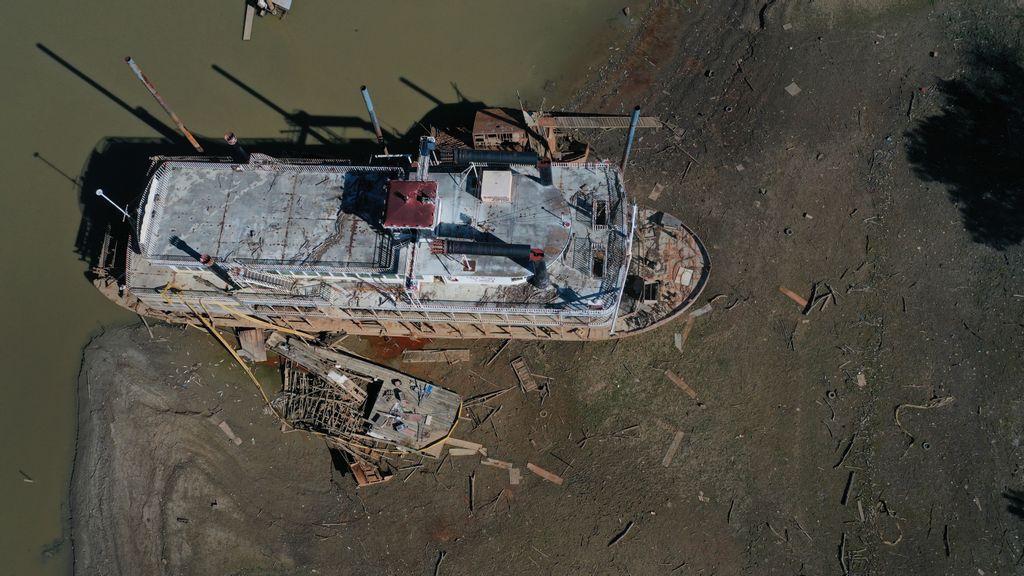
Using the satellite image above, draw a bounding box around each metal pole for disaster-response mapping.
[95,189,131,221]
[360,85,387,153]
[125,56,204,153]
[620,105,641,174]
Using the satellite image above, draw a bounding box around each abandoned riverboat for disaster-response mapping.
[92,106,710,341]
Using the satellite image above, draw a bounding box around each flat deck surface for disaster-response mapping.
[366,378,461,450]
[141,163,400,269]
[132,160,632,315]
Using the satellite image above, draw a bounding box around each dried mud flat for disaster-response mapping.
[73,1,1024,574]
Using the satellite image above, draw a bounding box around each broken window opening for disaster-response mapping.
[592,249,606,278]
[594,200,608,227]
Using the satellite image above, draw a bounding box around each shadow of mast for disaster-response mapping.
[36,43,187,147]
[211,64,383,146]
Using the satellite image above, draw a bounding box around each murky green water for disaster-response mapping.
[0,1,635,573]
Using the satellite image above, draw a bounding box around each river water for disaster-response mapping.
[0,1,637,573]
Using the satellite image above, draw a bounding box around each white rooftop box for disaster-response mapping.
[480,170,513,202]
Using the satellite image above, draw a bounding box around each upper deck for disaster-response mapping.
[130,154,634,322]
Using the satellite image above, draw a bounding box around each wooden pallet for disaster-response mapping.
[510,357,539,392]
[349,457,392,487]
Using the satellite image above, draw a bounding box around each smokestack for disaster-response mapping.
[223,132,250,163]
[360,85,388,153]
[620,105,641,175]
[528,249,549,288]
[537,157,553,186]
[416,136,437,180]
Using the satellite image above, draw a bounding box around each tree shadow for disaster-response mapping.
[905,49,1024,250]
[1004,488,1024,519]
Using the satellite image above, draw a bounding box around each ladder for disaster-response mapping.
[228,261,294,291]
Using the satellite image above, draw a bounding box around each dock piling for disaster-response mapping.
[125,56,204,153]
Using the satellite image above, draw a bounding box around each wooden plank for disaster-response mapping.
[445,437,484,451]
[649,183,665,201]
[481,458,514,470]
[538,115,663,129]
[665,370,698,399]
[484,340,511,366]
[403,349,471,363]
[217,421,243,446]
[237,328,267,362]
[509,467,522,485]
[778,286,809,308]
[420,441,445,459]
[448,448,480,457]
[676,316,696,352]
[526,462,564,485]
[242,3,255,41]
[662,431,685,467]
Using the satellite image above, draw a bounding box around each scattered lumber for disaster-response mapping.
[403,349,471,363]
[526,462,564,485]
[445,438,484,451]
[481,458,513,470]
[778,286,809,308]
[420,440,445,459]
[464,385,516,408]
[511,357,539,392]
[676,316,696,352]
[485,340,511,366]
[242,4,255,41]
[217,420,243,446]
[649,182,664,200]
[689,303,713,318]
[662,431,685,467]
[349,457,392,487]
[237,328,267,362]
[665,370,698,399]
[448,448,480,457]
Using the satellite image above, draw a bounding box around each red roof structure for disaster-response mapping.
[383,180,438,229]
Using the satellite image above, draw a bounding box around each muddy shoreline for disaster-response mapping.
[71,1,1024,574]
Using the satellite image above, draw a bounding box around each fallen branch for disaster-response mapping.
[608,521,635,546]
[894,396,955,445]
[464,385,516,408]
[434,551,447,576]
[839,532,848,574]
[834,433,857,469]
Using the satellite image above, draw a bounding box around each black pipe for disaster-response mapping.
[444,240,532,261]
[537,157,553,186]
[223,132,250,163]
[453,148,539,165]
[529,258,550,289]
